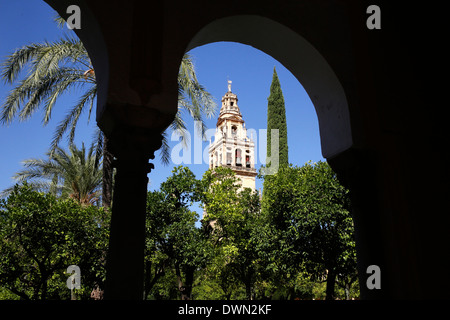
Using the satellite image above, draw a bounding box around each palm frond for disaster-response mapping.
[169,109,189,145]
[177,54,217,141]
[1,43,44,84]
[50,85,97,154]
[13,159,61,182]
[159,131,171,166]
[1,38,93,126]
[66,86,97,143]
[6,142,103,205]
[178,54,216,118]
[92,127,104,169]
[31,38,90,80]
[1,38,90,84]
[1,66,91,125]
[53,14,67,29]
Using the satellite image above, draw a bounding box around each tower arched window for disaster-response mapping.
[231,125,237,137]
[226,152,232,165]
[236,149,242,166]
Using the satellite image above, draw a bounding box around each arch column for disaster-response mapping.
[328,149,387,299]
[103,127,163,300]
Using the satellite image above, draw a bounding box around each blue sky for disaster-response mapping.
[0,1,324,215]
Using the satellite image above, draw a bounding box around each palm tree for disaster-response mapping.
[0,17,216,207]
[0,142,102,206]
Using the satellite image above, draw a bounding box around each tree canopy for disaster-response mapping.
[200,167,261,299]
[261,161,357,300]
[0,163,359,300]
[144,166,208,300]
[0,183,109,299]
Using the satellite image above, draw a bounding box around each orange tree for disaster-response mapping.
[260,161,357,300]
[0,183,109,299]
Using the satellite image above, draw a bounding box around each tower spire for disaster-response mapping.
[227,79,232,92]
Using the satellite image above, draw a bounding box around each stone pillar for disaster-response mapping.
[104,129,162,300]
[328,149,383,299]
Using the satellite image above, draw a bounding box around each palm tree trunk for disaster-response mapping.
[102,136,114,208]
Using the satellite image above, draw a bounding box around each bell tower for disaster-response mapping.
[208,80,257,190]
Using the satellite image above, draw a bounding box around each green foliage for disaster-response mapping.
[0,163,358,300]
[0,183,109,299]
[200,167,261,299]
[201,167,241,227]
[261,161,357,300]
[1,142,102,205]
[266,67,288,167]
[146,268,179,300]
[144,166,209,300]
[0,286,20,300]
[192,274,227,300]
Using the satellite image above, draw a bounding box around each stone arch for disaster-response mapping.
[185,15,352,159]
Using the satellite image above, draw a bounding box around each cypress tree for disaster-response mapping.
[266,67,289,168]
[262,67,288,214]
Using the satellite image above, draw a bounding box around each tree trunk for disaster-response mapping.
[143,260,165,299]
[175,263,189,300]
[183,266,195,300]
[102,136,114,208]
[345,283,350,300]
[326,269,336,300]
[245,282,252,300]
[143,260,152,300]
[40,273,48,300]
